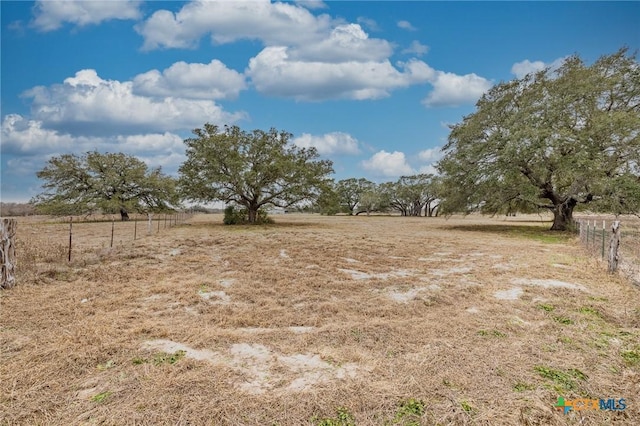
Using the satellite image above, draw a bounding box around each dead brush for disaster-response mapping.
[15,233,68,280]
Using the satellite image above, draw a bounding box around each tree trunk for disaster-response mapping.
[247,207,258,224]
[1,219,17,289]
[550,201,576,231]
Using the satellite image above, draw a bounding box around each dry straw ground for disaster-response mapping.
[1,213,639,425]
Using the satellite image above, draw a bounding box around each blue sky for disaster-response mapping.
[1,1,639,202]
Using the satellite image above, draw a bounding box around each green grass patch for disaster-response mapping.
[537,304,555,312]
[91,391,111,403]
[460,400,475,414]
[620,348,640,366]
[534,366,587,391]
[477,329,507,338]
[446,224,574,243]
[386,398,425,425]
[553,316,574,325]
[578,306,602,318]
[514,382,535,392]
[133,350,186,366]
[313,407,355,426]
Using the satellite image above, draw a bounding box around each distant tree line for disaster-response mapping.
[313,175,442,217]
[0,203,36,217]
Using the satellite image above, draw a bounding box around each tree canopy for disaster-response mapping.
[178,124,334,223]
[32,151,179,216]
[380,174,441,217]
[438,48,640,230]
[335,178,375,214]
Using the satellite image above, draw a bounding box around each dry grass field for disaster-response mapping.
[1,213,639,425]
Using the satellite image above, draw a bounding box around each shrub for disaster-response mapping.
[223,206,273,225]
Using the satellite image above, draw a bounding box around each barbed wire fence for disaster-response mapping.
[575,216,640,285]
[13,212,195,282]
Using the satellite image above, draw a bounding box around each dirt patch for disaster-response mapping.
[511,277,587,291]
[142,339,357,395]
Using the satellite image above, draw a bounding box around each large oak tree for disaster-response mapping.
[179,124,334,223]
[438,49,640,230]
[32,151,178,217]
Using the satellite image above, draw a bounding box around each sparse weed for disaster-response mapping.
[314,407,355,426]
[460,400,475,414]
[513,382,535,392]
[620,347,640,365]
[537,304,555,312]
[477,329,507,338]
[133,351,186,366]
[153,350,186,365]
[534,366,587,391]
[91,391,111,403]
[553,316,574,325]
[387,398,425,425]
[578,306,602,318]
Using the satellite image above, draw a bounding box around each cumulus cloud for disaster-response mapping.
[247,49,433,101]
[417,147,443,176]
[292,132,361,155]
[402,40,429,56]
[31,0,142,32]
[134,1,490,106]
[135,0,332,50]
[288,24,392,63]
[511,59,546,79]
[361,150,414,177]
[418,147,443,163]
[422,71,492,107]
[397,20,417,31]
[2,114,185,156]
[132,60,246,100]
[356,17,380,32]
[295,0,328,9]
[511,56,568,79]
[22,69,245,136]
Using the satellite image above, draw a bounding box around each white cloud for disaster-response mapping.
[31,0,142,32]
[511,56,568,79]
[1,115,187,176]
[422,71,492,107]
[134,1,490,106]
[2,114,184,157]
[247,48,432,101]
[511,59,546,79]
[418,164,439,175]
[402,40,429,56]
[356,17,380,32]
[361,150,414,177]
[132,60,246,100]
[1,114,87,153]
[293,132,361,155]
[397,20,417,31]
[295,0,328,9]
[23,69,245,136]
[417,147,443,176]
[418,147,443,163]
[288,24,392,63]
[135,0,333,50]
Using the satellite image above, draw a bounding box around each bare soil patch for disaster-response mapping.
[1,213,639,425]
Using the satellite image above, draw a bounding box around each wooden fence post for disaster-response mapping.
[1,218,17,289]
[608,221,621,274]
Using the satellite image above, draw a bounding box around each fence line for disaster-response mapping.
[18,212,194,266]
[575,217,640,285]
